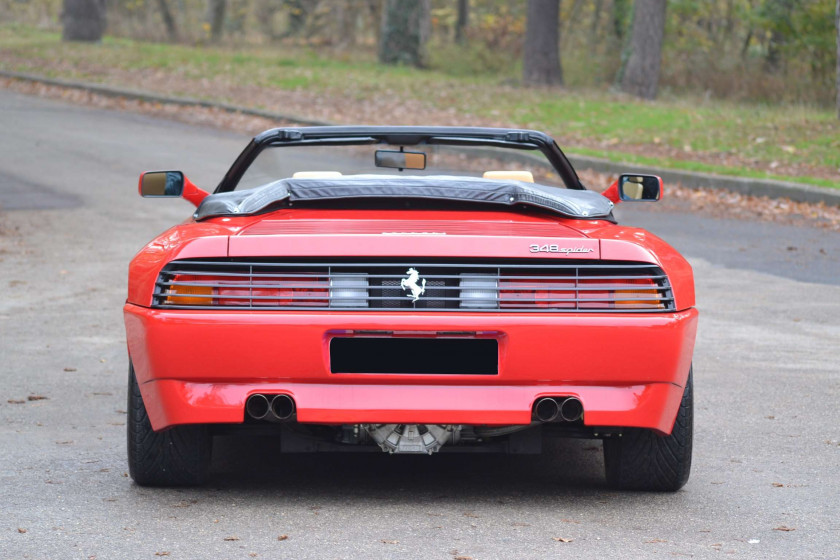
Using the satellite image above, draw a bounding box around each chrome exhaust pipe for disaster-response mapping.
[245,394,271,420]
[270,394,295,422]
[559,397,584,422]
[534,397,560,423]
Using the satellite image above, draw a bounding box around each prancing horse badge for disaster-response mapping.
[400,268,426,302]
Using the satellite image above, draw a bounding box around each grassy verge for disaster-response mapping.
[570,148,840,190]
[1,25,837,190]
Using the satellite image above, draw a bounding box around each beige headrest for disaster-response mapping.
[483,171,534,183]
[623,181,644,200]
[292,171,343,179]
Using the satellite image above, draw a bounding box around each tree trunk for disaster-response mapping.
[619,0,666,100]
[335,0,358,49]
[206,0,225,42]
[455,0,469,44]
[522,0,563,87]
[378,0,431,68]
[61,0,105,42]
[561,0,584,49]
[612,0,630,41]
[157,0,178,42]
[589,0,603,49]
[763,0,793,73]
[836,0,839,118]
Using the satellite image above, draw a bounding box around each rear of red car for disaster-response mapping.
[125,127,697,490]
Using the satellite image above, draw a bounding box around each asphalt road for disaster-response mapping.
[1,89,838,560]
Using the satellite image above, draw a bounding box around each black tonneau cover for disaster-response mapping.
[195,175,614,221]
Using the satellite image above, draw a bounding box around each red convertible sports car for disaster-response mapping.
[125,126,697,490]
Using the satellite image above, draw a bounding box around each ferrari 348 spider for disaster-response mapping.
[125,126,697,490]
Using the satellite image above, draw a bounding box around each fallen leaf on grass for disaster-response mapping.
[277,535,288,541]
[380,540,399,544]
[223,536,240,541]
[774,526,795,532]
[28,395,48,401]
[552,537,573,543]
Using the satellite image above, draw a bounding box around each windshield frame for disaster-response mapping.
[213,126,585,193]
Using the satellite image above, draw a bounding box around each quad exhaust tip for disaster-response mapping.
[559,397,583,422]
[245,393,271,420]
[534,397,560,422]
[270,394,295,421]
[246,393,296,422]
[533,397,583,423]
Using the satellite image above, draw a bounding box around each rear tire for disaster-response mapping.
[127,362,211,486]
[603,367,693,491]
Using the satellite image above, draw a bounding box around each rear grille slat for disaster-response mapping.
[152,259,675,312]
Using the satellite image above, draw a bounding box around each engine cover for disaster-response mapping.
[362,424,461,454]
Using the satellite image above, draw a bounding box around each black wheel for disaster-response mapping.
[127,362,211,486]
[604,367,693,491]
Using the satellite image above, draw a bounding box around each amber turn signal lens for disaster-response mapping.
[165,275,214,306]
[614,287,663,309]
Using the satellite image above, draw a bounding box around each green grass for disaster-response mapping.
[1,25,837,190]
[569,147,840,189]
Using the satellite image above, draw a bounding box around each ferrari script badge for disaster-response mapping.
[400,268,426,302]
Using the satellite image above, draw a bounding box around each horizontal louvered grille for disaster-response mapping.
[153,259,674,312]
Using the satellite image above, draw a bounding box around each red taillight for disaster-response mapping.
[500,277,576,309]
[499,275,663,310]
[165,274,329,307]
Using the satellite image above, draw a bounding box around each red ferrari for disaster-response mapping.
[125,127,697,490]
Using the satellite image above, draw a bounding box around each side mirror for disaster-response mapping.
[138,170,210,208]
[618,174,662,202]
[139,171,184,197]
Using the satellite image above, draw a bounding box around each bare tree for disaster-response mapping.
[206,0,226,42]
[619,0,667,100]
[522,0,563,86]
[62,0,105,42]
[378,0,431,67]
[455,0,469,44]
[836,0,839,118]
[612,0,630,41]
[334,0,358,49]
[157,0,178,42]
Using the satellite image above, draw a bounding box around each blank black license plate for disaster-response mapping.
[330,338,498,375]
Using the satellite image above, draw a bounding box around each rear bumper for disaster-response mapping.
[125,305,698,434]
